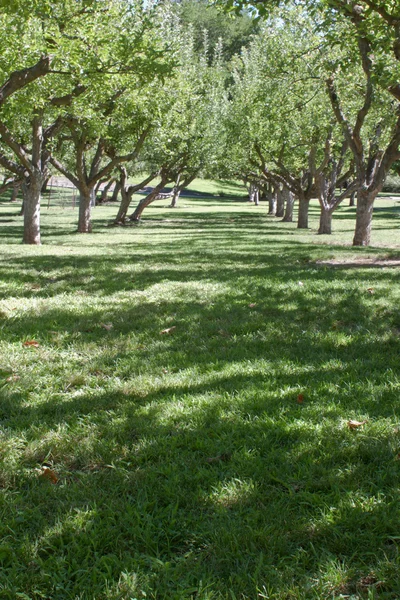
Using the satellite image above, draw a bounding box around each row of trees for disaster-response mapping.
[0,0,399,246]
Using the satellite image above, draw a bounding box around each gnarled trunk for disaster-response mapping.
[353,189,378,246]
[78,188,95,233]
[22,172,43,244]
[297,196,309,229]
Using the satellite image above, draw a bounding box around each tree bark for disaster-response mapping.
[111,181,121,202]
[268,187,277,215]
[170,189,181,208]
[297,195,309,229]
[282,187,294,222]
[349,191,356,207]
[129,178,169,222]
[318,206,333,234]
[11,181,21,202]
[22,172,43,244]
[41,176,50,193]
[353,189,378,246]
[78,188,95,233]
[276,186,284,217]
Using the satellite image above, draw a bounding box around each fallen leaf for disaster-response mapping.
[39,466,58,484]
[101,323,113,331]
[367,287,375,294]
[162,368,169,374]
[248,303,257,308]
[160,326,176,335]
[23,340,39,348]
[395,453,400,461]
[30,284,41,291]
[297,394,304,404]
[298,281,304,286]
[347,419,368,430]
[6,374,20,383]
[206,453,231,464]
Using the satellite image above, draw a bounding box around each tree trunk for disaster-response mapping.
[22,173,43,244]
[297,196,309,229]
[78,188,95,233]
[130,180,168,222]
[98,178,115,204]
[318,206,333,234]
[111,181,121,202]
[11,182,21,202]
[114,186,132,223]
[268,187,277,215]
[353,189,378,246]
[282,188,294,222]
[349,191,356,207]
[41,176,50,194]
[170,189,181,208]
[254,187,260,205]
[276,186,284,217]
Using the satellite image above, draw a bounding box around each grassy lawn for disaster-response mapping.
[1,187,400,599]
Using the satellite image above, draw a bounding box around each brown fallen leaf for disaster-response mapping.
[160,326,176,335]
[347,419,368,430]
[248,303,257,308]
[367,287,375,294]
[297,394,304,404]
[206,453,231,464]
[101,323,113,331]
[39,466,58,484]
[23,340,39,348]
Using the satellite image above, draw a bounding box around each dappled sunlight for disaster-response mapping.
[1,197,400,597]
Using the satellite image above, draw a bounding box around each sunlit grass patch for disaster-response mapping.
[1,191,400,598]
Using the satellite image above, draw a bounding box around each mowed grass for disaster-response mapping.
[0,187,400,599]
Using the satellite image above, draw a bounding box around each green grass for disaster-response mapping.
[1,188,400,599]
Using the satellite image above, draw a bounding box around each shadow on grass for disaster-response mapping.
[1,203,400,598]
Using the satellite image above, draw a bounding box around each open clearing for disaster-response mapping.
[0,191,400,599]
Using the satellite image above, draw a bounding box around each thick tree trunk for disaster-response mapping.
[22,173,42,244]
[318,206,333,234]
[268,187,277,215]
[349,191,356,207]
[297,196,309,229]
[78,188,95,233]
[276,187,284,217]
[282,188,294,222]
[353,189,378,246]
